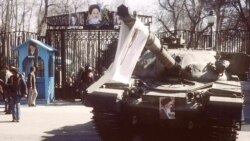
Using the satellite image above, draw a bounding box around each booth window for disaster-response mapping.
[22,57,30,77]
[22,56,44,77]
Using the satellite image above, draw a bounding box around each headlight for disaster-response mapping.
[124,87,144,99]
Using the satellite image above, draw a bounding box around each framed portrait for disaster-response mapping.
[86,4,102,25]
[159,97,175,119]
[84,4,114,29]
[69,13,80,26]
[28,43,38,57]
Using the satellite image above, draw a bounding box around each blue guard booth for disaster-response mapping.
[13,39,57,103]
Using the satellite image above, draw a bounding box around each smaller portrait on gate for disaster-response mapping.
[159,97,175,119]
[28,43,38,57]
[101,5,112,26]
[113,13,121,29]
[69,13,80,26]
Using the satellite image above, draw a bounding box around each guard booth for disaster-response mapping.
[13,39,57,103]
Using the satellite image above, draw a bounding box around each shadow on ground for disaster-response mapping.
[19,99,85,107]
[42,121,101,141]
[44,100,85,107]
[242,118,250,131]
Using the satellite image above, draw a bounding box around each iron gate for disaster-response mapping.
[46,29,119,89]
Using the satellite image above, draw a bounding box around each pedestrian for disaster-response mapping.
[0,79,5,101]
[27,66,38,107]
[74,67,84,100]
[82,65,95,88]
[66,72,75,101]
[0,65,13,114]
[8,66,27,122]
[80,65,95,102]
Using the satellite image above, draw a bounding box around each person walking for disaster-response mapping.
[27,66,38,107]
[8,66,27,122]
[0,65,13,114]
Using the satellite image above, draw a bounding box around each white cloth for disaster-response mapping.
[87,18,149,93]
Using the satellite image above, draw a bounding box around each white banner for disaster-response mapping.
[87,18,149,93]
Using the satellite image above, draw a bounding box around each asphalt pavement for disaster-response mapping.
[0,99,101,141]
[0,81,250,141]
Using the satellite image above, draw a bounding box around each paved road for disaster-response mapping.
[0,100,101,141]
[0,88,250,141]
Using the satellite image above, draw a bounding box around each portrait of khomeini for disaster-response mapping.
[28,43,38,57]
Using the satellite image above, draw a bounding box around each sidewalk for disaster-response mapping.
[0,100,101,141]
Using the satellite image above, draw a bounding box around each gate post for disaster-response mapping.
[61,30,67,99]
[247,33,250,55]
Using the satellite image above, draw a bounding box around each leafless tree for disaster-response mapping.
[157,0,185,37]
[232,0,250,31]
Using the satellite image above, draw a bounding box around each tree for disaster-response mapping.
[157,0,185,37]
[233,0,250,31]
[37,0,48,35]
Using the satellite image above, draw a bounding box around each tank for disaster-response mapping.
[85,31,243,141]
[84,8,244,140]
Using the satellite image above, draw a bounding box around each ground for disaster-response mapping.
[0,90,250,141]
[0,100,101,141]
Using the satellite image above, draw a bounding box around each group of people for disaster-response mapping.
[0,65,38,122]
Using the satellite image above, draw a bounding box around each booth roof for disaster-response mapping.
[12,38,57,52]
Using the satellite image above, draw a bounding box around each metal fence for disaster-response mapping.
[46,29,119,88]
[159,30,250,54]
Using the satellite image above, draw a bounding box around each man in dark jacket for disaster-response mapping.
[0,66,13,114]
[8,66,27,122]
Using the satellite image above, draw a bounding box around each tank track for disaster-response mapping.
[207,119,238,141]
[92,109,239,141]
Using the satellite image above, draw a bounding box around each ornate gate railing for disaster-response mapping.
[46,29,119,88]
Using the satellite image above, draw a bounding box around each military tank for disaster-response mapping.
[85,37,243,141]
[85,5,244,141]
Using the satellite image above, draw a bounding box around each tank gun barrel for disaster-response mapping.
[145,33,175,69]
